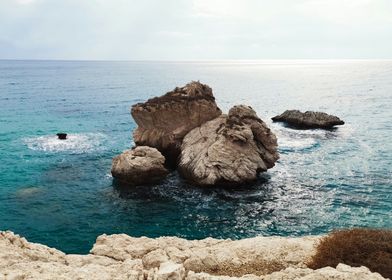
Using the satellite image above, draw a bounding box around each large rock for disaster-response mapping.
[111,146,169,186]
[91,234,318,277]
[271,110,344,129]
[131,81,222,166]
[178,105,279,186]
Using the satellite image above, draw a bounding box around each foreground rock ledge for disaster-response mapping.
[0,231,386,280]
[272,110,345,129]
[111,146,169,185]
[179,105,279,186]
[131,81,222,166]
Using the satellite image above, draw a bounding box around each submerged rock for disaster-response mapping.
[178,105,279,186]
[111,146,169,186]
[15,186,43,198]
[272,110,344,129]
[131,81,222,166]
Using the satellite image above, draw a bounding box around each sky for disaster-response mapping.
[0,0,391,60]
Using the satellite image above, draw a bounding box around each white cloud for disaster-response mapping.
[15,0,37,5]
[298,0,392,25]
[191,0,290,21]
[0,0,391,59]
[193,0,249,18]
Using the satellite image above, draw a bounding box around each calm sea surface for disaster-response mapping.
[0,60,391,253]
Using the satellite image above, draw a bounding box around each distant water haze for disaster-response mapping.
[0,59,391,253]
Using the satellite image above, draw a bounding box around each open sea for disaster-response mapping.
[0,60,391,254]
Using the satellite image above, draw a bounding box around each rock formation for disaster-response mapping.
[271,110,344,129]
[131,81,222,166]
[0,231,386,280]
[111,146,169,186]
[57,133,67,140]
[178,105,279,186]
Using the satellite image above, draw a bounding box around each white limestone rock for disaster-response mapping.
[0,231,387,280]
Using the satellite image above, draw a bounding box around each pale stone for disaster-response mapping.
[179,105,279,186]
[111,146,169,186]
[131,81,222,166]
[157,261,186,280]
[262,264,385,280]
[0,231,387,280]
[143,249,170,269]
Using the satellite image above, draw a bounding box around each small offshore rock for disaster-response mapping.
[57,133,67,140]
[131,81,222,166]
[271,110,344,129]
[179,105,279,186]
[111,146,169,186]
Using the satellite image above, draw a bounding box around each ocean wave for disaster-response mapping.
[23,133,107,154]
[273,124,353,152]
[278,137,318,151]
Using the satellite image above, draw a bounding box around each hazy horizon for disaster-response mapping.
[10,58,392,62]
[1,0,392,60]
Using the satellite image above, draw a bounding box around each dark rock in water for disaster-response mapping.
[56,133,67,140]
[272,110,344,129]
[111,146,169,186]
[131,81,222,167]
[178,105,279,187]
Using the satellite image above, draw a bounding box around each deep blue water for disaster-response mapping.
[0,60,391,254]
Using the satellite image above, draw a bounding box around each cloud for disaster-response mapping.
[192,0,250,18]
[298,0,392,25]
[0,0,391,59]
[15,0,37,5]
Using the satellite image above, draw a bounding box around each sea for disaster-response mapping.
[0,60,391,254]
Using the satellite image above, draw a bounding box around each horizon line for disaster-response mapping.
[1,58,392,64]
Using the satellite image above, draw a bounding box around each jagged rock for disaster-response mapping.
[111,146,169,186]
[143,249,170,269]
[261,264,385,280]
[178,105,279,186]
[90,234,318,276]
[187,264,386,280]
[0,231,144,280]
[131,81,222,166]
[157,261,186,280]
[271,110,344,129]
[0,231,387,280]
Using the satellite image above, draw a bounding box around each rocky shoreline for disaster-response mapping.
[4,82,377,279]
[0,231,386,280]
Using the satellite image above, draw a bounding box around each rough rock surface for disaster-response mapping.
[271,110,344,129]
[131,81,222,166]
[188,264,386,280]
[179,105,279,186]
[111,146,169,185]
[261,264,386,280]
[91,234,317,276]
[0,231,386,280]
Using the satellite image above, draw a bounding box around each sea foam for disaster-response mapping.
[23,133,106,154]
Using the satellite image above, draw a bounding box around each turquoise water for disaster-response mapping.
[0,60,391,254]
